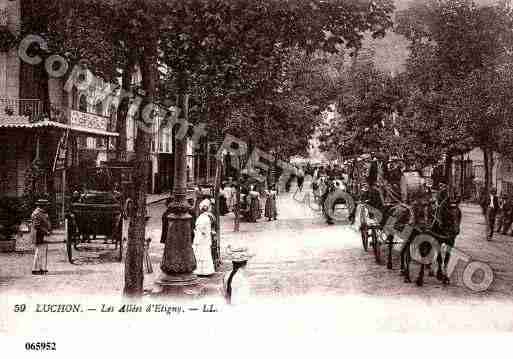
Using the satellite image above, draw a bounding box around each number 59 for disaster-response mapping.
[14,304,26,312]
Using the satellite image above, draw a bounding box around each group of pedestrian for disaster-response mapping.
[480,188,513,240]
[28,193,253,304]
[188,195,255,305]
[219,179,236,214]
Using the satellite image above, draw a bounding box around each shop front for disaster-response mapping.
[60,109,118,221]
[1,107,118,223]
[0,117,70,225]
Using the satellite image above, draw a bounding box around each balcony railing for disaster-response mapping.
[0,99,118,133]
[0,98,43,121]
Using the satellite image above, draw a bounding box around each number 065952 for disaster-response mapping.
[25,342,56,351]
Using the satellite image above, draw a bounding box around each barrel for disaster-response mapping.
[400,171,426,202]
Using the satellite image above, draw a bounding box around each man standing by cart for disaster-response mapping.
[31,198,52,275]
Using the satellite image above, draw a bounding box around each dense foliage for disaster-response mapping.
[319,0,513,183]
[22,0,395,295]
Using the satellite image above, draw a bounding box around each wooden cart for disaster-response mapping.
[65,191,123,264]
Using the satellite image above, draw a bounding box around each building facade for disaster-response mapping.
[451,148,512,201]
[0,0,118,224]
[0,0,215,228]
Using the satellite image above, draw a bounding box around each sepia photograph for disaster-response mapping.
[1,0,513,356]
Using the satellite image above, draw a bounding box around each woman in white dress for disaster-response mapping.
[264,184,278,221]
[224,182,235,211]
[193,199,215,276]
[223,247,253,305]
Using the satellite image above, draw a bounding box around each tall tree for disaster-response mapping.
[29,0,395,290]
[158,0,394,231]
[25,0,166,296]
[395,0,513,188]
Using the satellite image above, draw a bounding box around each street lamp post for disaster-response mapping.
[157,93,197,294]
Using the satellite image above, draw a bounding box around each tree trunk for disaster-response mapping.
[116,60,133,161]
[235,161,241,232]
[123,42,156,297]
[490,150,495,191]
[483,146,491,193]
[213,156,222,269]
[444,151,453,198]
[460,153,464,200]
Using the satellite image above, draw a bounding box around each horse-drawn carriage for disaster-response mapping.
[65,165,128,264]
[353,155,462,286]
[310,164,354,225]
[65,190,123,264]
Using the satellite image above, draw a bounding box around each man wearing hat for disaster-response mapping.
[223,246,253,305]
[481,187,500,240]
[437,180,449,203]
[31,198,52,275]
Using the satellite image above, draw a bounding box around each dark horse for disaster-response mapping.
[400,199,462,286]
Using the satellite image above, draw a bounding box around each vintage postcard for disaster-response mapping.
[1,0,513,356]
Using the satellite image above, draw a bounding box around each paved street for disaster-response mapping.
[2,180,513,331]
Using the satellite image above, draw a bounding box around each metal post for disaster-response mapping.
[157,92,197,293]
[206,142,211,183]
[234,155,241,232]
[62,168,66,225]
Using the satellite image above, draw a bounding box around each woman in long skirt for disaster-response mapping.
[193,199,215,276]
[219,183,229,215]
[264,185,278,221]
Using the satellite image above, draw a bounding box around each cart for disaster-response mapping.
[353,156,411,265]
[355,154,462,286]
[65,181,124,264]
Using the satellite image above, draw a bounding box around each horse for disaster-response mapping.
[401,199,462,286]
[428,200,462,283]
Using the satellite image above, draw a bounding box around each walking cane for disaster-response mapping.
[44,237,48,272]
[144,238,153,274]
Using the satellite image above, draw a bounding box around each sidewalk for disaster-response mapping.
[13,193,170,252]
[146,193,169,205]
[2,198,512,297]
[452,203,513,295]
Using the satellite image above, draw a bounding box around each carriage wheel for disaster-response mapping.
[403,245,412,283]
[360,225,368,252]
[372,228,382,265]
[65,218,74,264]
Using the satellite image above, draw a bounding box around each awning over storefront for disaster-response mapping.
[68,124,119,137]
[0,117,119,136]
